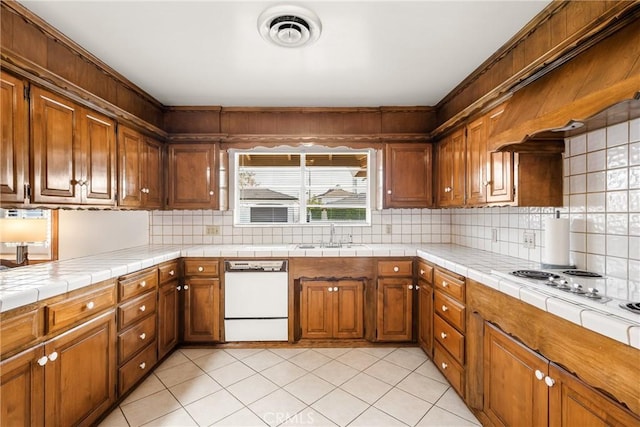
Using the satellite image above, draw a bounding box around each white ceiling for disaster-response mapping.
[18,1,550,107]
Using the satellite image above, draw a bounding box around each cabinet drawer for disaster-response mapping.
[434,291,465,332]
[434,314,465,364]
[118,292,156,329]
[0,308,42,356]
[416,261,433,284]
[118,314,157,364]
[46,285,116,334]
[158,261,179,284]
[434,268,465,302]
[434,342,465,398]
[378,260,413,277]
[118,341,157,395]
[184,259,219,276]
[119,268,158,302]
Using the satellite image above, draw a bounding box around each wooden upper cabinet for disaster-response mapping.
[0,72,28,205]
[117,125,163,208]
[485,105,514,204]
[384,143,433,208]
[167,143,218,209]
[437,128,465,207]
[30,86,116,206]
[466,116,487,205]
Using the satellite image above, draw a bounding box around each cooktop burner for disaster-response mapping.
[619,302,640,314]
[562,269,603,278]
[511,270,561,280]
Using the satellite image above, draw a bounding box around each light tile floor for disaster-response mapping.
[99,346,481,427]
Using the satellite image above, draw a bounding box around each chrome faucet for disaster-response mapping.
[329,223,336,245]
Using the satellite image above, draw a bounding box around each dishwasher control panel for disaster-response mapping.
[224,260,288,272]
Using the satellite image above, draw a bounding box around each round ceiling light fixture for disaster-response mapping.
[258,5,322,48]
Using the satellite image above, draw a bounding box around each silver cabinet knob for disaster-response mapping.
[139,362,146,370]
[440,332,447,339]
[86,301,95,310]
[139,333,146,340]
[441,305,448,312]
[544,376,555,387]
[48,351,58,362]
[37,356,48,366]
[535,370,545,380]
[139,305,146,312]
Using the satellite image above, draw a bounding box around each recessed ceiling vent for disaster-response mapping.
[258,5,322,48]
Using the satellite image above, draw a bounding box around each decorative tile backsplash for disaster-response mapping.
[149,118,638,296]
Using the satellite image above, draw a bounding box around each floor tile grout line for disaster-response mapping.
[430,390,482,426]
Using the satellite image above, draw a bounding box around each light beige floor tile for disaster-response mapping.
[283,373,335,405]
[358,347,398,359]
[208,360,256,387]
[140,408,198,426]
[168,373,222,406]
[396,372,449,404]
[311,388,368,426]
[384,349,428,370]
[373,388,432,426]
[267,348,310,359]
[191,349,237,372]
[416,406,479,426]
[248,389,307,427]
[184,389,244,426]
[120,390,182,427]
[121,374,166,405]
[180,347,218,361]
[280,408,338,427]
[435,388,480,424]
[98,407,129,427]
[313,347,352,358]
[397,346,428,359]
[154,360,204,388]
[349,407,408,427]
[242,350,285,371]
[261,360,307,386]
[414,360,448,384]
[153,351,191,372]
[211,407,268,426]
[289,349,332,371]
[364,360,411,385]
[312,360,358,386]
[335,349,379,371]
[340,372,393,404]
[227,373,279,405]
[224,348,264,359]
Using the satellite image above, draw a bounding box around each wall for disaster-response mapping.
[58,210,149,260]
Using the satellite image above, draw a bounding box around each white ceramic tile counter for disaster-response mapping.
[1,243,638,349]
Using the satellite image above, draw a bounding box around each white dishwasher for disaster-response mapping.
[224,260,288,341]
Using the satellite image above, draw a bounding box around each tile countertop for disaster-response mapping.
[0,243,637,349]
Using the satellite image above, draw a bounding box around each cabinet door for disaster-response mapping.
[300,280,332,339]
[484,323,548,427]
[333,280,364,339]
[466,116,487,205]
[80,111,116,204]
[44,310,116,427]
[117,126,144,207]
[143,137,164,209]
[548,364,640,427]
[31,87,81,204]
[0,345,45,427]
[384,143,433,208]
[376,278,413,341]
[183,278,220,342]
[167,143,218,209]
[158,281,180,359]
[0,72,28,205]
[437,128,465,207]
[486,151,514,203]
[417,281,433,356]
[437,135,453,206]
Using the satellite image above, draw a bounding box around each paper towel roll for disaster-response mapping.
[542,217,570,267]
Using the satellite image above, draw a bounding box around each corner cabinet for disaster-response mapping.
[0,71,28,205]
[384,143,433,208]
[117,125,163,209]
[167,143,218,209]
[300,279,364,340]
[376,260,414,341]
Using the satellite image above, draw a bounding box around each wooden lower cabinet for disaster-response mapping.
[376,277,413,341]
[158,280,180,359]
[417,280,433,355]
[183,277,220,342]
[0,345,45,426]
[483,323,640,427]
[300,279,364,339]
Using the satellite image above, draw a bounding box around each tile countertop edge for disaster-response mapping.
[0,243,638,349]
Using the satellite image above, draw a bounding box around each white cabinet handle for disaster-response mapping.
[327,287,333,292]
[544,376,555,387]
[139,305,146,312]
[139,362,146,370]
[420,269,425,275]
[48,352,58,362]
[184,285,189,290]
[198,266,204,272]
[177,286,182,291]
[37,356,48,366]
[440,332,447,339]
[441,305,448,312]
[441,281,449,288]
[441,362,448,370]
[387,190,392,195]
[408,285,414,290]
[139,280,146,288]
[393,266,399,272]
[139,333,146,340]
[535,370,545,380]
[86,301,95,310]
[209,191,214,195]
[416,285,420,290]
[169,270,175,276]
[333,287,338,292]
